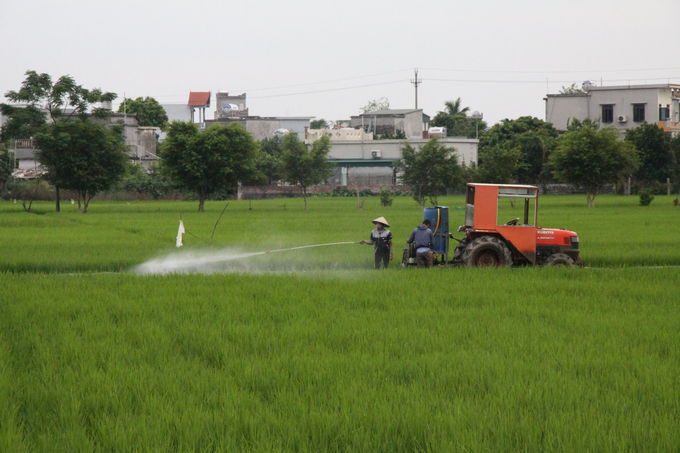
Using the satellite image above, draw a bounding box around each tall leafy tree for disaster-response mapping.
[256,136,284,185]
[624,122,674,184]
[160,122,259,212]
[280,134,333,210]
[475,146,524,184]
[117,96,169,129]
[551,118,639,207]
[399,138,461,207]
[35,120,129,213]
[4,70,116,123]
[478,116,558,184]
[2,70,118,211]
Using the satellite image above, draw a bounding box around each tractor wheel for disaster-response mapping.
[461,236,513,268]
[452,238,469,262]
[544,253,575,267]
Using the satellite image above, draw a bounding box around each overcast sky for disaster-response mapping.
[2,0,679,126]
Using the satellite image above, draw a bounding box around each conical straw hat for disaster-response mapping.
[372,217,390,227]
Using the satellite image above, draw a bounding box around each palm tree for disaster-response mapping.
[442,98,470,117]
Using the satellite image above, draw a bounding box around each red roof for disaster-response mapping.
[188,91,211,107]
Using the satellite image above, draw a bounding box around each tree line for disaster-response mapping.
[3,72,680,211]
[0,71,333,212]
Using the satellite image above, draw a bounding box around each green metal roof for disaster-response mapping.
[329,158,397,167]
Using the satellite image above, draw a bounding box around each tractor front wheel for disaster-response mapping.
[461,236,513,268]
[544,253,575,267]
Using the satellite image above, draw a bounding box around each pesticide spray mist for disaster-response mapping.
[133,242,357,275]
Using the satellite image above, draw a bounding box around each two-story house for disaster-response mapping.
[545,83,680,135]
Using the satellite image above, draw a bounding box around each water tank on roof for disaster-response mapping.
[428,127,447,138]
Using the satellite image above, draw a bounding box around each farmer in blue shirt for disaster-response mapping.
[407,219,435,268]
[360,217,393,269]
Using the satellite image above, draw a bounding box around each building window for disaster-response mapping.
[659,105,670,121]
[601,105,614,123]
[633,104,645,122]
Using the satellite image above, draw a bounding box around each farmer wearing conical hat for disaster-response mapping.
[360,217,394,269]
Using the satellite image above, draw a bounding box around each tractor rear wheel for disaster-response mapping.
[461,236,513,268]
[544,253,575,267]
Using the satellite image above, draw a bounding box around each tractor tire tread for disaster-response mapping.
[461,236,513,268]
[544,253,575,267]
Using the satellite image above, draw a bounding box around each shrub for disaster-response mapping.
[639,188,655,206]
[380,186,393,208]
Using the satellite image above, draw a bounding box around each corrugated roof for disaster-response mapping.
[188,92,211,107]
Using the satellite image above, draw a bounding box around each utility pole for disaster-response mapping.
[410,68,422,109]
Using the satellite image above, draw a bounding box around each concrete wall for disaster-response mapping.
[328,167,394,186]
[161,104,192,123]
[206,118,310,141]
[279,118,311,140]
[306,128,373,143]
[215,92,247,119]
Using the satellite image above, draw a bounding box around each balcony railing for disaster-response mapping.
[10,138,36,149]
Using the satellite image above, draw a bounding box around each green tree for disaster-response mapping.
[2,70,118,211]
[551,118,639,207]
[430,98,487,139]
[399,138,461,207]
[559,83,585,95]
[624,122,674,184]
[475,146,524,184]
[671,134,680,191]
[160,122,259,212]
[478,116,558,184]
[117,96,169,129]
[0,104,46,141]
[4,70,116,123]
[310,118,329,129]
[35,120,129,213]
[360,97,390,114]
[0,148,13,190]
[280,134,333,210]
[258,136,284,185]
[123,163,172,200]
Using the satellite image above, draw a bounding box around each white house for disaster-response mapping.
[545,83,680,135]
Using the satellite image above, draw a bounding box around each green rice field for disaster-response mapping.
[1,195,679,452]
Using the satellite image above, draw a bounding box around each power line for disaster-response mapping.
[248,80,406,99]
[147,70,680,102]
[239,68,412,92]
[427,76,680,84]
[421,66,680,74]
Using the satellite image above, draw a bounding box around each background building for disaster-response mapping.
[545,84,680,135]
[349,109,430,140]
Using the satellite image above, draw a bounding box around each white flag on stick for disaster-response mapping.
[176,220,185,247]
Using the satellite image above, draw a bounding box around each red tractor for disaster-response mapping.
[402,183,581,267]
[453,183,581,267]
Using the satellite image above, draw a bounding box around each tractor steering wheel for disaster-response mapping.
[505,218,520,226]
